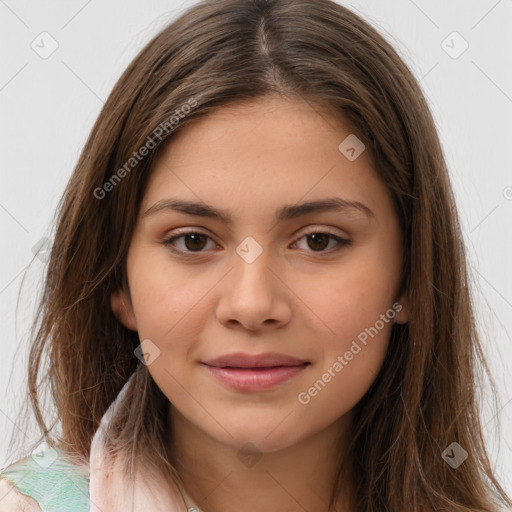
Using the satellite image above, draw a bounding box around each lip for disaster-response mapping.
[202,364,310,392]
[202,351,309,369]
[201,352,311,392]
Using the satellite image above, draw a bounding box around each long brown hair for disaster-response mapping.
[6,0,511,510]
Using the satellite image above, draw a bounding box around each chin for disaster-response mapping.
[217,423,304,454]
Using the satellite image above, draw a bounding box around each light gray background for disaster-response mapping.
[1,0,511,497]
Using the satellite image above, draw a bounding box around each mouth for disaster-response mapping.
[200,361,311,392]
[202,351,310,369]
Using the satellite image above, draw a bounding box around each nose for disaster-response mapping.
[215,248,292,332]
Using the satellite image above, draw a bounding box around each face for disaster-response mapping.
[111,94,408,454]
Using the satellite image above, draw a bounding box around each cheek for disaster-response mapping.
[293,252,398,346]
[290,249,397,400]
[293,271,396,434]
[127,244,209,340]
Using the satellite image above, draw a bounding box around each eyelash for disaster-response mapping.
[161,228,351,256]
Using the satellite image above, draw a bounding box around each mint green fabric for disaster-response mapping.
[0,447,89,512]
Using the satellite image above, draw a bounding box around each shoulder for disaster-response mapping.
[0,447,90,512]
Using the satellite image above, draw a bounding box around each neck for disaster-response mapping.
[166,407,356,512]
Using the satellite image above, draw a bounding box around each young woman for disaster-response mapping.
[1,0,510,511]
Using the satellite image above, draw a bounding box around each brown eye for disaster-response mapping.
[293,231,351,253]
[163,232,216,253]
[306,233,331,251]
[162,229,350,257]
[181,233,208,251]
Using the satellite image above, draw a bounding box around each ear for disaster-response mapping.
[392,293,409,324]
[111,289,138,331]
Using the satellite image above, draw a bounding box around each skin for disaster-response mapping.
[111,94,409,512]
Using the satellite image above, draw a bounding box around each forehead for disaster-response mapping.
[142,95,390,223]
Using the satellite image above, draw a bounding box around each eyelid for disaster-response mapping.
[297,225,349,238]
[163,225,348,240]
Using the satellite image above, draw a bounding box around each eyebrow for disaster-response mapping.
[142,197,375,223]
